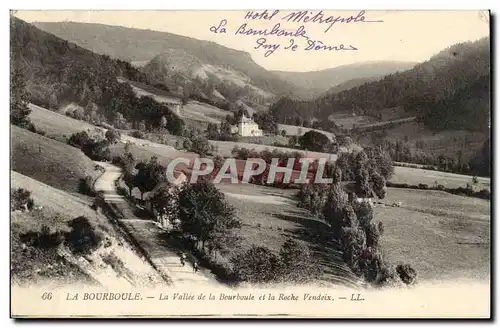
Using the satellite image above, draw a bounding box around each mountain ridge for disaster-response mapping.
[32,21,419,99]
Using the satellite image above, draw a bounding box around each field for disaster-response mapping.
[11,125,101,194]
[376,187,490,281]
[391,166,490,190]
[328,112,378,130]
[215,182,491,284]
[28,103,98,142]
[277,123,336,139]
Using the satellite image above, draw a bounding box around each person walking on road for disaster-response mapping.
[180,253,186,267]
[193,261,199,273]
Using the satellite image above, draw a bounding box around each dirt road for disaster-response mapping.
[93,162,222,287]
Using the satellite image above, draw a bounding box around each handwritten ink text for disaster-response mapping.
[235,23,308,38]
[210,19,227,34]
[282,10,383,33]
[304,40,358,51]
[254,38,280,57]
[244,10,280,21]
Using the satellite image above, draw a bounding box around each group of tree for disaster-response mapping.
[18,214,103,256]
[11,188,35,212]
[298,148,393,217]
[366,136,490,177]
[298,130,337,153]
[205,122,237,142]
[112,153,167,201]
[67,130,118,162]
[175,179,242,258]
[297,160,416,287]
[230,238,320,284]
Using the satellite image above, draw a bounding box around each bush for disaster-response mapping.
[396,264,418,285]
[112,156,126,167]
[131,130,145,139]
[65,216,103,255]
[105,129,121,144]
[340,226,367,274]
[417,183,428,190]
[68,131,92,149]
[231,246,283,284]
[78,176,95,196]
[279,238,320,283]
[19,224,64,249]
[11,188,35,212]
[358,247,385,283]
[182,138,192,150]
[189,136,210,156]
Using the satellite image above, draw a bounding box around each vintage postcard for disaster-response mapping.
[9,9,491,318]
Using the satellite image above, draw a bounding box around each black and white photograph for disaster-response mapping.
[9,8,491,318]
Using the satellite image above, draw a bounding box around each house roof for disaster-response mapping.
[239,114,255,124]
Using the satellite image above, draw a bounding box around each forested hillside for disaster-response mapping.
[10,17,185,135]
[270,37,490,133]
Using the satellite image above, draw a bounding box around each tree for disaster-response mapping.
[370,171,387,199]
[10,67,31,127]
[298,130,331,152]
[322,184,349,235]
[338,136,353,148]
[105,129,121,144]
[138,120,147,132]
[396,264,418,285]
[177,179,241,252]
[190,136,210,156]
[160,116,168,129]
[150,183,178,223]
[182,86,191,105]
[231,246,283,284]
[279,238,320,283]
[114,112,127,129]
[83,140,111,162]
[182,138,193,150]
[134,157,167,200]
[68,131,92,149]
[65,216,103,255]
[206,123,219,140]
[355,168,374,198]
[123,170,136,196]
[11,188,34,212]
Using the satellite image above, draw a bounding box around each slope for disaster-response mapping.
[31,21,302,97]
[11,171,166,288]
[11,125,100,194]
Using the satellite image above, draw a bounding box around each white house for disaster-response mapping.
[238,114,263,137]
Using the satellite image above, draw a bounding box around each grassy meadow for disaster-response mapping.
[375,187,490,281]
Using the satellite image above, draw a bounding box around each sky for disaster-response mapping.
[14,10,490,72]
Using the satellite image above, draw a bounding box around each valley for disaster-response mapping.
[9,13,490,299]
